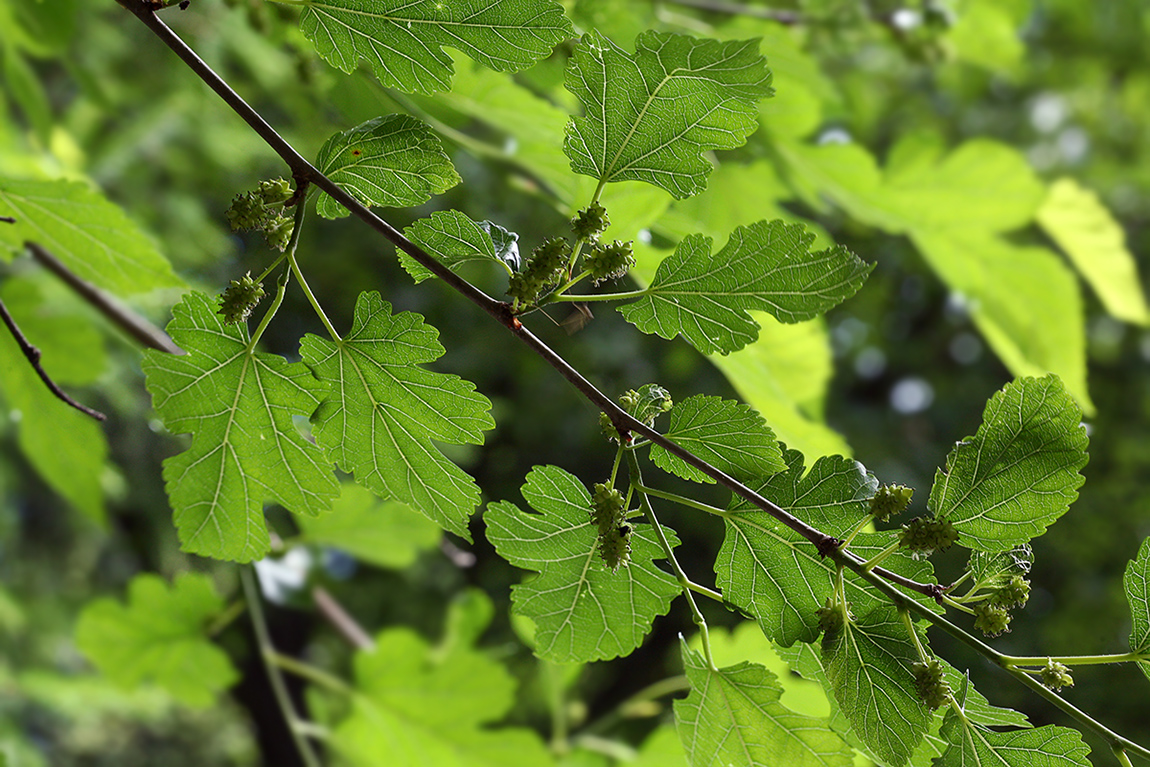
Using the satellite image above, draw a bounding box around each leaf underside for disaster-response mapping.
[401,209,519,283]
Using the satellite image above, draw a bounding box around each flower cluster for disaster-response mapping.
[973,602,1011,637]
[586,239,635,284]
[506,237,571,307]
[912,659,952,709]
[898,516,959,557]
[225,178,295,251]
[590,483,630,571]
[217,272,265,324]
[570,202,610,241]
[869,483,914,522]
[1039,659,1074,690]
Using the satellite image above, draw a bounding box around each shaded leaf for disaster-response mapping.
[0,177,181,294]
[649,394,785,484]
[936,710,1090,767]
[300,0,572,94]
[1124,536,1150,684]
[565,30,772,199]
[296,483,441,569]
[1037,177,1149,325]
[822,605,932,767]
[675,641,853,767]
[143,292,339,562]
[315,115,460,219]
[301,291,493,541]
[484,465,679,663]
[619,220,871,355]
[401,209,519,283]
[75,573,237,708]
[928,376,1089,552]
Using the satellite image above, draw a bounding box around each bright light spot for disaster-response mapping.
[1057,127,1089,164]
[504,136,518,155]
[1030,94,1067,134]
[637,228,652,244]
[949,332,982,365]
[891,9,922,29]
[854,347,886,379]
[890,378,934,414]
[817,127,852,146]
[9,409,22,423]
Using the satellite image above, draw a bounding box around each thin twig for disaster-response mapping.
[0,216,15,224]
[0,294,107,421]
[27,242,183,355]
[660,0,804,24]
[312,586,375,651]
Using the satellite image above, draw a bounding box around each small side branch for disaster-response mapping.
[0,294,106,421]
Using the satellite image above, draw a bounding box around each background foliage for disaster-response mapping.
[0,0,1149,764]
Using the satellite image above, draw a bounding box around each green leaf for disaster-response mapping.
[401,209,519,283]
[1036,177,1150,325]
[0,278,108,523]
[675,641,853,767]
[0,177,182,294]
[633,726,689,767]
[619,220,871,355]
[143,292,340,562]
[936,711,1091,767]
[75,573,238,708]
[300,291,493,541]
[716,449,938,646]
[564,30,772,199]
[1124,536,1150,684]
[296,483,441,569]
[334,626,553,767]
[822,605,932,767]
[946,0,1025,76]
[649,394,785,484]
[928,376,1089,552]
[299,0,573,94]
[484,465,680,663]
[315,115,460,219]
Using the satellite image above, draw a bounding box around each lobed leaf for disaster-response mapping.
[675,641,853,767]
[1125,536,1150,684]
[564,30,772,199]
[484,465,679,663]
[300,291,493,541]
[334,625,553,767]
[143,292,340,562]
[315,115,460,219]
[299,0,573,94]
[928,376,1089,552]
[619,220,871,355]
[821,605,932,767]
[936,710,1090,767]
[0,177,181,294]
[649,393,786,484]
[75,573,238,708]
[716,449,938,646]
[401,209,519,283]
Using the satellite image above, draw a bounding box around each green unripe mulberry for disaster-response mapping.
[506,237,571,307]
[973,603,1011,637]
[990,575,1031,609]
[1039,659,1073,690]
[217,272,265,324]
[590,482,630,571]
[912,659,952,709]
[570,202,610,240]
[586,239,634,284]
[869,484,913,521]
[898,516,959,557]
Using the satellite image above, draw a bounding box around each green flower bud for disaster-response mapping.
[870,484,914,521]
[619,384,673,427]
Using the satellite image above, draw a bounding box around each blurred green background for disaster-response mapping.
[1,0,1149,764]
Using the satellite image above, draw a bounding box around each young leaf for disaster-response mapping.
[716,449,937,646]
[333,626,554,767]
[314,115,461,219]
[484,465,680,663]
[564,30,772,199]
[935,710,1091,767]
[648,393,786,484]
[75,573,238,708]
[619,220,872,355]
[0,177,182,294]
[401,209,519,283]
[300,291,493,541]
[299,0,573,95]
[1124,536,1150,684]
[296,483,441,570]
[143,292,340,562]
[928,375,1089,552]
[675,641,853,767]
[822,605,933,767]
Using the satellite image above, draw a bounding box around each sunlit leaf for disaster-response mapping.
[565,30,772,199]
[675,641,853,767]
[1124,536,1150,684]
[75,573,237,708]
[301,291,493,541]
[143,292,339,561]
[300,0,573,94]
[401,209,519,283]
[928,376,1089,552]
[0,177,181,294]
[936,710,1090,767]
[649,394,785,483]
[619,220,871,355]
[484,465,679,663]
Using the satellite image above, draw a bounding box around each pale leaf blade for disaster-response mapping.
[936,710,1091,767]
[1124,536,1150,684]
[401,209,519,283]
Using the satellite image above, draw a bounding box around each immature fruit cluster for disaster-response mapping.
[570,202,610,240]
[601,384,674,443]
[869,484,914,522]
[990,574,1031,609]
[1039,659,1074,690]
[506,237,571,307]
[217,272,265,324]
[898,516,959,557]
[973,602,1012,637]
[225,178,295,251]
[586,240,635,285]
[590,483,631,571]
[816,597,851,635]
[912,659,952,710]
